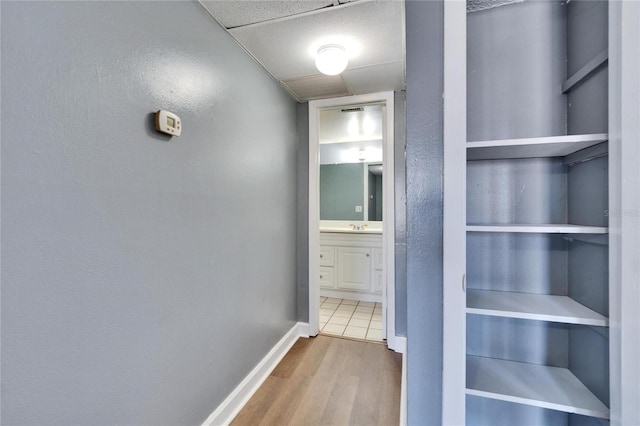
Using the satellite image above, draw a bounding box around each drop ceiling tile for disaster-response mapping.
[281,74,351,101]
[200,1,334,28]
[467,0,524,13]
[341,61,405,94]
[229,0,404,81]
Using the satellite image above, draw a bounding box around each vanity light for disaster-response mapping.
[315,44,349,76]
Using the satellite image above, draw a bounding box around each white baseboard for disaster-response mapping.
[388,335,407,354]
[201,322,309,426]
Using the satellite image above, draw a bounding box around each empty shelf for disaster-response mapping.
[467,224,608,234]
[467,133,608,160]
[467,290,609,326]
[466,356,610,419]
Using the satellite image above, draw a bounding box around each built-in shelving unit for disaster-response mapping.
[467,133,608,161]
[467,224,608,234]
[442,1,613,424]
[466,356,610,419]
[466,290,609,326]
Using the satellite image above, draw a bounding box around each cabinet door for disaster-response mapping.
[337,247,371,291]
[319,266,335,289]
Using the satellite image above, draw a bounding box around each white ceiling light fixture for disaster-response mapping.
[315,44,349,76]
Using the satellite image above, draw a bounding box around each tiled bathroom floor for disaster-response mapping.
[319,297,384,342]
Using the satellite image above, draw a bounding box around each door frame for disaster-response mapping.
[308,91,400,352]
[609,1,640,424]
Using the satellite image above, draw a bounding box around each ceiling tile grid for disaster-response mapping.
[281,74,351,100]
[341,61,405,95]
[228,1,404,80]
[200,1,335,29]
[200,0,405,101]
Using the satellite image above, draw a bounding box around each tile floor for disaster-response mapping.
[319,297,384,342]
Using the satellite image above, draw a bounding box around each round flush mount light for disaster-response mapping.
[315,44,349,76]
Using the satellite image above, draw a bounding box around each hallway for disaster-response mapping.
[231,335,402,425]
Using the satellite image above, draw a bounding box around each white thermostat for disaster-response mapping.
[155,110,182,136]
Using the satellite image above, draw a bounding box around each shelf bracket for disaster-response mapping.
[562,49,608,94]
[563,141,608,166]
[562,234,609,246]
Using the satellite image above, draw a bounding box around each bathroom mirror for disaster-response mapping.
[319,105,384,222]
[319,142,383,221]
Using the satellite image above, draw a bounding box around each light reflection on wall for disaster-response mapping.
[141,52,219,109]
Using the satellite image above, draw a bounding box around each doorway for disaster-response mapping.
[308,92,400,351]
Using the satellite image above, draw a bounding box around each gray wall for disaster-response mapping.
[297,102,310,322]
[1,2,298,424]
[467,0,567,141]
[320,163,365,220]
[405,1,444,423]
[566,0,608,135]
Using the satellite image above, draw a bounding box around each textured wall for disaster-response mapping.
[1,2,298,424]
[405,0,444,423]
[296,102,310,322]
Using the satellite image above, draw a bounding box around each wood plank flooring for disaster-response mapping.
[231,335,402,426]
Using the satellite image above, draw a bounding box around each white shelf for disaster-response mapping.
[466,356,610,419]
[467,224,608,234]
[467,290,609,326]
[467,133,608,161]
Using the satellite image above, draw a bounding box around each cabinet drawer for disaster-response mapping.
[319,246,335,266]
[319,266,335,288]
[372,247,383,271]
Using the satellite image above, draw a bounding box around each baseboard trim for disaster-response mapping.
[388,335,407,354]
[201,322,309,426]
[399,350,407,426]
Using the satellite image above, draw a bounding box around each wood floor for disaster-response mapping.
[231,335,402,426]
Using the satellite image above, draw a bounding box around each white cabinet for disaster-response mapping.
[336,247,371,291]
[319,232,382,302]
[372,247,384,292]
[319,266,335,289]
[319,246,335,267]
[319,246,336,289]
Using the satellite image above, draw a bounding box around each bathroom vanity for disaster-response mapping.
[319,228,383,303]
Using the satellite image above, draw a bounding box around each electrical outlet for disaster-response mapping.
[355,206,363,212]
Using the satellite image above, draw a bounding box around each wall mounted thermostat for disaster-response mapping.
[155,110,182,136]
